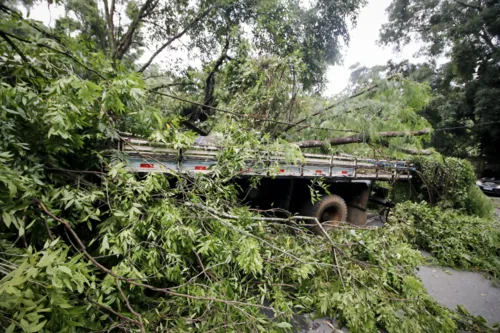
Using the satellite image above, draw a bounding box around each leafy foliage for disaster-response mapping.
[410,155,494,218]
[393,202,500,279]
[380,0,500,158]
[0,2,498,333]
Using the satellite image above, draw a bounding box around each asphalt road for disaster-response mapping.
[417,265,500,325]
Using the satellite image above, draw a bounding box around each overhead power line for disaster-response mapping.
[150,90,360,133]
[433,121,500,132]
[152,90,500,135]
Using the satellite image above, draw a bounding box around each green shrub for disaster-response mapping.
[410,156,494,218]
[393,202,500,278]
[466,184,496,219]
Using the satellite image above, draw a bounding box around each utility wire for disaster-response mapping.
[152,90,500,135]
[150,90,360,133]
[433,121,500,131]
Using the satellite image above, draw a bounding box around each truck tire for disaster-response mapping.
[301,195,348,235]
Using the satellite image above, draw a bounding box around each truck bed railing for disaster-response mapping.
[119,136,413,181]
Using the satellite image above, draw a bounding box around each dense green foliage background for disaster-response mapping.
[380,0,500,159]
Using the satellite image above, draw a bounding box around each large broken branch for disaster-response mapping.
[35,199,273,312]
[293,129,431,148]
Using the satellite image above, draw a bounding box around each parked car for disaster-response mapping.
[476,178,500,195]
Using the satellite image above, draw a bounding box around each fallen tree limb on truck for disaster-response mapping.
[378,140,433,155]
[293,128,431,148]
[397,147,433,155]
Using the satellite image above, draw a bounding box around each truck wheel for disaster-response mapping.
[301,195,348,235]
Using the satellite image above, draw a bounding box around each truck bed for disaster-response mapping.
[119,136,413,181]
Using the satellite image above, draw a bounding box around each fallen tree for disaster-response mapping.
[293,128,431,148]
[1,8,495,333]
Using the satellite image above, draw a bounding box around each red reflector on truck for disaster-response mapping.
[140,163,154,168]
[194,166,207,170]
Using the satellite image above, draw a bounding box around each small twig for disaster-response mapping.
[115,278,145,333]
[324,320,344,333]
[310,217,345,287]
[205,322,245,333]
[193,250,215,281]
[45,167,107,175]
[88,297,141,327]
[0,29,107,80]
[42,216,54,241]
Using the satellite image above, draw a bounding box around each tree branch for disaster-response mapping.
[378,141,433,155]
[281,79,391,134]
[0,30,44,78]
[149,89,358,133]
[137,5,215,72]
[88,297,141,327]
[293,129,431,148]
[150,83,191,91]
[452,0,481,10]
[397,147,433,155]
[200,29,231,118]
[103,0,116,53]
[310,216,345,287]
[479,29,498,54]
[184,202,344,269]
[0,3,62,43]
[34,199,274,312]
[0,29,107,80]
[115,278,145,333]
[113,0,158,60]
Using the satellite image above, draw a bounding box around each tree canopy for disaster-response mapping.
[380,0,500,158]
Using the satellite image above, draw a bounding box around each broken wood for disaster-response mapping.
[397,147,433,155]
[379,140,433,155]
[293,129,431,148]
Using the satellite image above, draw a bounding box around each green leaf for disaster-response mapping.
[101,235,109,251]
[25,320,47,332]
[58,266,72,275]
[5,323,15,333]
[37,252,53,268]
[276,322,292,328]
[2,212,12,228]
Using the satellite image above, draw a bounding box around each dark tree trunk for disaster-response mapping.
[293,129,431,148]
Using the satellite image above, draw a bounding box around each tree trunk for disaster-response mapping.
[398,147,432,155]
[293,129,431,148]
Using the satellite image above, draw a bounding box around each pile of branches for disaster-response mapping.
[0,7,495,333]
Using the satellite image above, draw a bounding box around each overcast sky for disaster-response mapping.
[324,0,423,96]
[28,0,423,96]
